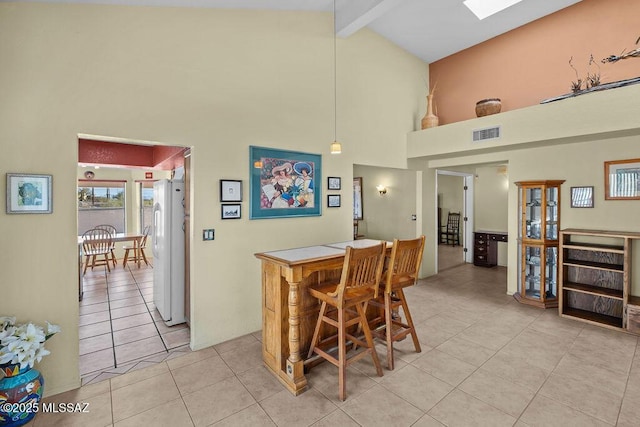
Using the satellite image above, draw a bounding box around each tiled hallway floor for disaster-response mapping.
[40,263,640,426]
[79,262,191,386]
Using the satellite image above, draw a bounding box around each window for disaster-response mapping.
[139,181,155,236]
[78,180,126,234]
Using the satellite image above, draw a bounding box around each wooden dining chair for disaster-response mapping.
[440,212,461,246]
[82,228,113,274]
[123,225,150,268]
[95,224,118,267]
[307,242,386,401]
[367,235,426,370]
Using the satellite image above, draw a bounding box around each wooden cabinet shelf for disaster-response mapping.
[562,243,624,254]
[559,229,640,334]
[562,307,623,329]
[563,259,624,273]
[562,282,623,300]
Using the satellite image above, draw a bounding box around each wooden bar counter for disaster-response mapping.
[255,239,387,395]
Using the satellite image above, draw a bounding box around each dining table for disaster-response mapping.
[78,232,146,299]
[254,239,391,395]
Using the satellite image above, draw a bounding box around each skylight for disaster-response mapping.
[463,0,524,20]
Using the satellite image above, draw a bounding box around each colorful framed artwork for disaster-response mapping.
[604,158,640,200]
[6,173,53,214]
[570,186,594,208]
[328,176,341,190]
[353,177,363,220]
[221,203,241,219]
[220,179,242,202]
[328,194,341,207]
[249,146,321,219]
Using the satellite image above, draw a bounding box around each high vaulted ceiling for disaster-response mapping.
[12,0,583,62]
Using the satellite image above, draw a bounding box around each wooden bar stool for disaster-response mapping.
[307,242,386,401]
[368,235,425,370]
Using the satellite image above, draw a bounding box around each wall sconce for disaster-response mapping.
[376,185,387,195]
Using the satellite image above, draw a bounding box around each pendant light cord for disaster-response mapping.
[333,0,337,142]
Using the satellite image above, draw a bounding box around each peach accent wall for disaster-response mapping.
[429,0,639,125]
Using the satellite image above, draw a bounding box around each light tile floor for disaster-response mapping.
[37,263,640,426]
[79,262,191,386]
[437,243,464,272]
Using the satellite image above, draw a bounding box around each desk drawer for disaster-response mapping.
[489,234,508,242]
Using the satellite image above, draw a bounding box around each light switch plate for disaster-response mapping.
[203,229,215,240]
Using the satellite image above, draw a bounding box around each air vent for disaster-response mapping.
[472,125,501,142]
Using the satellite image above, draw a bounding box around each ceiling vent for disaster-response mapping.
[472,125,501,142]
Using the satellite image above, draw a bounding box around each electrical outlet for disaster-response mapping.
[203,229,215,241]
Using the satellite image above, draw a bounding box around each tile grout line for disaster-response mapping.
[130,263,172,354]
[614,334,639,426]
[105,263,119,369]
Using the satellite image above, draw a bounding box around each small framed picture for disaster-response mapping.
[328,176,341,190]
[221,204,241,219]
[570,186,594,208]
[327,194,341,208]
[220,180,242,202]
[6,173,53,214]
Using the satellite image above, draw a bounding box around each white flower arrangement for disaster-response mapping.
[0,316,61,370]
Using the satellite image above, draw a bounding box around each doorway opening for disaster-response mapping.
[436,170,474,272]
[77,135,192,385]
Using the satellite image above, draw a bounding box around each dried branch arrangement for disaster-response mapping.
[601,36,640,63]
[569,54,602,93]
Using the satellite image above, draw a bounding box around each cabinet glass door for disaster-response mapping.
[546,186,559,240]
[523,245,542,300]
[525,187,542,240]
[545,246,558,299]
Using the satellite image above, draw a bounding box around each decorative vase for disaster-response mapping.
[475,98,502,117]
[0,364,44,427]
[421,94,439,129]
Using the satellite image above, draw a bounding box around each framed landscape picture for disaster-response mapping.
[249,146,321,219]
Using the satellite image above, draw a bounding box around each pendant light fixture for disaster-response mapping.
[330,0,342,154]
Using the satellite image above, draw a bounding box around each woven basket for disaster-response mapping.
[475,98,502,117]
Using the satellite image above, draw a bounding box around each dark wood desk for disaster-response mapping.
[473,230,508,267]
[255,239,389,395]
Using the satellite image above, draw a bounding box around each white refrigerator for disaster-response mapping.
[152,179,186,326]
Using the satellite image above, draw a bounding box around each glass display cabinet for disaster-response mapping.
[515,180,565,308]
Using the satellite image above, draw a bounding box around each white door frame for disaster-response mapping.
[436,170,474,267]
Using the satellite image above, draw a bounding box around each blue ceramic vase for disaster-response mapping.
[0,364,44,427]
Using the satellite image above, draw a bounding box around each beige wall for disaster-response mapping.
[474,165,509,265]
[0,3,427,395]
[437,174,464,219]
[353,164,418,241]
[417,131,640,295]
[507,135,640,296]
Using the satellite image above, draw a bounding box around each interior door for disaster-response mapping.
[183,149,191,324]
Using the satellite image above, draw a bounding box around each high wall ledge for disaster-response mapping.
[407,82,640,161]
